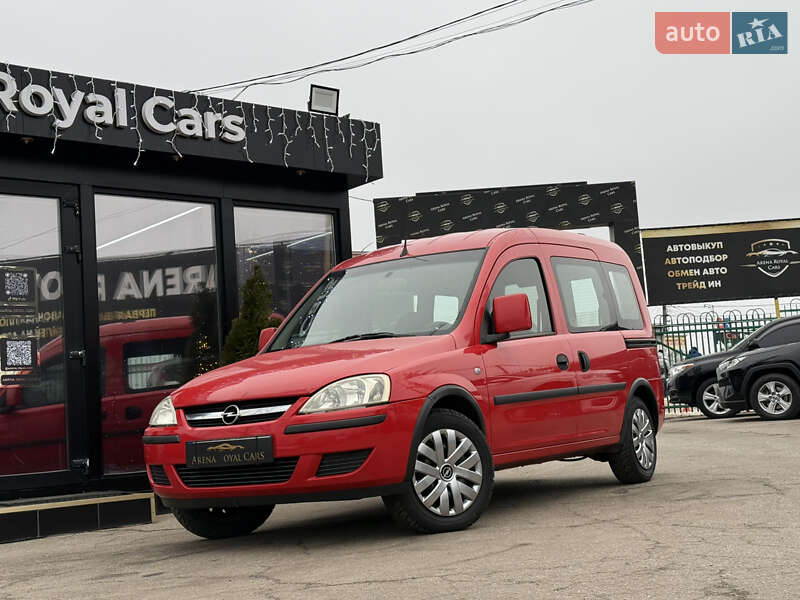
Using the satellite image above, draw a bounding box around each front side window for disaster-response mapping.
[269,249,485,351]
[759,323,800,347]
[603,263,644,330]
[551,257,616,332]
[487,258,553,337]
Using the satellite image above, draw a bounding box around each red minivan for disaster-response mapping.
[144,228,664,538]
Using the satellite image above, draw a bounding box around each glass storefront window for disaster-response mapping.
[233,207,335,318]
[94,195,219,473]
[0,195,68,476]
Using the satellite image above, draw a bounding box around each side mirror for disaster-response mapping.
[258,327,277,351]
[492,293,532,335]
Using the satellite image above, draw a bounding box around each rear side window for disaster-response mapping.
[487,258,553,337]
[603,263,644,330]
[123,338,188,392]
[551,257,616,332]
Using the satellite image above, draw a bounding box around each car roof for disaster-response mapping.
[337,227,626,270]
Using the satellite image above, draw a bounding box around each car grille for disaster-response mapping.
[149,465,171,486]
[182,398,296,428]
[174,458,299,487]
[316,449,373,477]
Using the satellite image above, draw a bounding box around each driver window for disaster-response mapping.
[487,258,553,338]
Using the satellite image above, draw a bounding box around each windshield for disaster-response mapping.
[267,249,486,351]
[730,322,769,352]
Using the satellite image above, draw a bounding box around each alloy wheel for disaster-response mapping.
[413,428,483,517]
[631,408,655,470]
[756,381,792,415]
[701,382,730,415]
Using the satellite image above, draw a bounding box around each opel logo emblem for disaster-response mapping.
[221,405,240,425]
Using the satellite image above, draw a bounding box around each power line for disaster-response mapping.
[189,0,594,97]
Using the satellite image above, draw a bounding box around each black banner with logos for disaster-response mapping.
[373,181,643,284]
[642,220,800,305]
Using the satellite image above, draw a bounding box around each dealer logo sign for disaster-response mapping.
[745,239,799,278]
[655,12,787,54]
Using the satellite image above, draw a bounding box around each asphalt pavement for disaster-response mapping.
[2,414,799,600]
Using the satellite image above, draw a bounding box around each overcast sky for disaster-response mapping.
[2,0,797,257]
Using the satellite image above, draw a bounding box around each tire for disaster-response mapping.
[749,373,800,421]
[608,397,657,484]
[172,505,274,539]
[696,378,737,419]
[383,408,494,534]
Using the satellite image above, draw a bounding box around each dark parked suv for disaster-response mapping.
[666,316,800,419]
[717,334,800,421]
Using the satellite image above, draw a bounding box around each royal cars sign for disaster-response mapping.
[642,220,800,305]
[0,62,382,182]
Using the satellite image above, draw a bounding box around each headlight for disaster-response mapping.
[719,356,746,372]
[299,374,390,414]
[149,396,177,426]
[668,363,694,378]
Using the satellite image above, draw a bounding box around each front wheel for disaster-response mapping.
[696,378,737,419]
[608,398,657,484]
[172,505,274,539]
[383,409,494,534]
[749,373,800,421]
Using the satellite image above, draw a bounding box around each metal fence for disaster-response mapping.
[652,299,800,413]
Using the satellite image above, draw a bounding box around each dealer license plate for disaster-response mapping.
[185,436,273,468]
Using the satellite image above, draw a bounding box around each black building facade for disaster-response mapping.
[0,62,382,498]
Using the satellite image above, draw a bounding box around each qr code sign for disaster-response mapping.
[6,340,32,367]
[1,338,36,371]
[5,271,30,299]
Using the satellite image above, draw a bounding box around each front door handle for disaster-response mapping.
[556,354,570,371]
[578,351,591,372]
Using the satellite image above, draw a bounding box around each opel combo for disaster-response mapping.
[144,228,664,538]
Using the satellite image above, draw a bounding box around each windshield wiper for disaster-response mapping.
[328,331,400,343]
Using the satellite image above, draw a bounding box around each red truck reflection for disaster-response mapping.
[0,316,194,476]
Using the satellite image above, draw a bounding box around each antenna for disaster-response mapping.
[400,239,409,256]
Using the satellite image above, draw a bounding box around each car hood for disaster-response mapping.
[676,348,740,369]
[170,335,456,408]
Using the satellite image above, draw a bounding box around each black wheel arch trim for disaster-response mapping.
[742,363,800,398]
[627,378,660,431]
[403,385,487,482]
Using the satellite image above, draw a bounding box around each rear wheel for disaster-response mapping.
[608,398,657,484]
[749,373,800,421]
[696,378,737,419]
[383,409,494,534]
[172,505,274,539]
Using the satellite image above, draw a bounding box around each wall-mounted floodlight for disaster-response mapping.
[308,84,340,116]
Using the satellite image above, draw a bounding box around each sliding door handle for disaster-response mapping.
[556,354,570,371]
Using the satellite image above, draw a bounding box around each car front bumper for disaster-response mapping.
[716,370,747,410]
[144,397,425,506]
